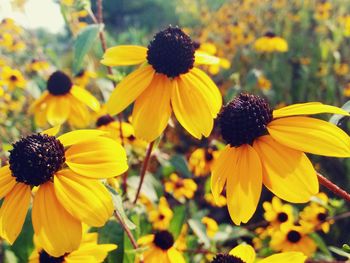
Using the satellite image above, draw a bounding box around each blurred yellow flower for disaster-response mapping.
[1,66,26,89]
[74,69,97,87]
[254,32,288,53]
[27,59,50,73]
[188,147,220,177]
[257,76,272,91]
[205,193,227,207]
[334,63,349,76]
[202,216,218,238]
[148,197,173,230]
[263,197,295,227]
[164,173,197,201]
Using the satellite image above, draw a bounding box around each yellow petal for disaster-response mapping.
[260,252,307,263]
[65,137,128,178]
[226,145,262,225]
[0,166,16,199]
[68,101,91,128]
[211,145,234,203]
[32,182,82,257]
[54,169,114,226]
[0,183,31,244]
[70,86,100,112]
[47,96,71,126]
[168,247,186,263]
[229,244,256,263]
[253,136,318,203]
[101,45,147,66]
[268,117,350,157]
[107,65,155,115]
[57,130,106,146]
[29,91,50,113]
[194,51,220,65]
[171,76,213,139]
[184,68,222,118]
[132,75,172,142]
[273,102,349,118]
[41,125,61,136]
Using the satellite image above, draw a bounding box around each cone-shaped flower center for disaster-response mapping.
[218,93,273,147]
[10,75,18,81]
[96,114,115,127]
[39,250,65,263]
[264,31,276,38]
[211,254,245,263]
[47,71,72,95]
[153,230,174,250]
[9,134,65,186]
[287,230,302,243]
[147,26,195,78]
[277,212,288,223]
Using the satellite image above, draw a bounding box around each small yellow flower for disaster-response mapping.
[74,69,97,87]
[254,32,288,53]
[263,197,295,227]
[1,66,26,89]
[148,197,173,230]
[343,83,350,97]
[27,59,50,73]
[202,216,218,238]
[257,76,272,91]
[334,63,349,76]
[188,147,220,177]
[165,173,197,201]
[204,193,227,207]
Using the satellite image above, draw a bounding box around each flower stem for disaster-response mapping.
[317,172,350,203]
[133,141,154,204]
[114,211,138,249]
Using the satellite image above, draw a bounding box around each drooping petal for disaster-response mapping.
[132,74,172,142]
[194,51,220,65]
[65,137,128,178]
[46,96,71,126]
[32,182,82,257]
[171,76,213,139]
[273,102,349,118]
[183,68,222,118]
[29,91,50,113]
[268,116,350,157]
[0,183,31,244]
[57,130,106,147]
[259,252,307,263]
[226,145,262,225]
[107,65,155,115]
[70,86,100,112]
[54,169,114,226]
[229,244,256,263]
[211,145,234,203]
[167,247,186,263]
[0,166,16,199]
[253,136,318,203]
[101,45,147,66]
[67,101,91,128]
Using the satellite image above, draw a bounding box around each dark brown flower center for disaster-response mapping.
[317,212,327,222]
[218,93,272,147]
[147,26,195,78]
[277,212,288,223]
[264,31,276,38]
[287,230,302,243]
[47,71,72,96]
[211,254,245,263]
[153,230,174,250]
[96,114,115,127]
[39,250,65,263]
[9,75,18,81]
[9,134,65,186]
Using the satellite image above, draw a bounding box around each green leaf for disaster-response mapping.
[329,246,350,259]
[309,233,332,258]
[169,205,186,239]
[170,154,192,177]
[329,100,350,125]
[343,244,350,253]
[73,24,101,74]
[188,219,210,248]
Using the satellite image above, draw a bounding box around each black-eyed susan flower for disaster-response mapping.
[101,26,222,142]
[30,71,100,127]
[211,93,350,225]
[257,76,271,91]
[334,63,349,76]
[0,127,128,256]
[164,173,197,201]
[74,69,97,88]
[148,197,173,230]
[29,231,117,262]
[27,59,50,73]
[254,32,288,53]
[270,224,316,257]
[188,147,220,177]
[263,197,295,227]
[202,216,218,238]
[211,243,306,263]
[137,230,185,263]
[1,66,26,89]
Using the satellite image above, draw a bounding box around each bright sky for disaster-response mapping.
[0,0,65,34]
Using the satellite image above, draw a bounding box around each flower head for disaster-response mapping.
[211,93,350,225]
[148,197,173,230]
[254,32,288,53]
[164,173,197,201]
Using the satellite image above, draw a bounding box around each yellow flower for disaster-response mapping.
[343,83,350,97]
[334,63,349,76]
[165,173,197,200]
[0,33,13,48]
[204,192,227,207]
[263,197,295,227]
[0,127,128,256]
[1,66,26,89]
[270,224,317,257]
[148,197,173,230]
[27,59,50,73]
[137,231,185,263]
[202,216,218,238]
[29,231,117,262]
[210,243,306,263]
[188,147,220,177]
[74,69,97,87]
[101,26,222,142]
[30,71,100,127]
[211,93,350,225]
[254,32,288,53]
[257,76,271,91]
